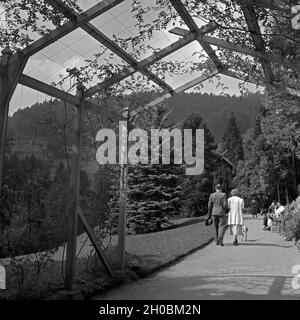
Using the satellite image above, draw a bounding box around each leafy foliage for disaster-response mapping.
[0,153,112,258]
[0,0,80,52]
[235,88,300,204]
[282,197,300,244]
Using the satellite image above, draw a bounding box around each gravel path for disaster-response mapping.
[95,216,300,300]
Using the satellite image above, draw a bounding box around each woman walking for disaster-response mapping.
[228,189,244,246]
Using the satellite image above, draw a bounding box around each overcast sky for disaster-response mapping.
[6,0,263,115]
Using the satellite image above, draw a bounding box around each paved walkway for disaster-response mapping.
[95,216,300,300]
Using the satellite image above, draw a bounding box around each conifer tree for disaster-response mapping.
[180,113,217,216]
[218,113,244,166]
[127,104,184,233]
[127,162,183,233]
[109,103,184,234]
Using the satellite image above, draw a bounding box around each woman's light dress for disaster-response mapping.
[228,196,244,236]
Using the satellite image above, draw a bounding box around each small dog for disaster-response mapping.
[242,225,248,242]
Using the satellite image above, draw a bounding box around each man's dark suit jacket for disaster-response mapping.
[208,191,227,216]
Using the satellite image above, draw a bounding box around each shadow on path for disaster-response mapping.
[99,274,300,300]
[240,243,293,248]
[223,242,293,248]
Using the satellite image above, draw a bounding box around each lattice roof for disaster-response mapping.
[0,0,299,116]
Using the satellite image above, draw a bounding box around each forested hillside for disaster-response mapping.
[167,92,261,140]
[8,92,261,146]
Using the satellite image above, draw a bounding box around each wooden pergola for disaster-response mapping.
[0,0,299,290]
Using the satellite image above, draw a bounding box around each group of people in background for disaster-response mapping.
[263,200,286,231]
[206,183,297,245]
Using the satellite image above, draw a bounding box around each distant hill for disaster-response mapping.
[7,92,261,182]
[8,100,72,140]
[167,92,261,141]
[8,92,261,149]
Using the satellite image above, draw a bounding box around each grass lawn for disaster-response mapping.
[0,220,214,299]
[123,220,214,272]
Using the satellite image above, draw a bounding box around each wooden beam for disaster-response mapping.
[169,0,198,30]
[19,74,81,106]
[146,67,300,108]
[174,69,220,93]
[145,93,172,108]
[0,51,28,107]
[85,67,173,99]
[85,22,217,97]
[292,6,300,74]
[169,0,223,68]
[221,68,300,98]
[145,69,220,107]
[239,1,275,82]
[81,24,136,67]
[9,0,125,63]
[142,70,174,94]
[0,67,8,204]
[169,27,192,37]
[46,0,135,66]
[65,86,84,290]
[18,74,125,121]
[19,70,170,118]
[85,66,136,98]
[169,27,298,71]
[45,0,174,96]
[118,108,129,271]
[44,0,80,20]
[137,23,218,70]
[220,68,258,85]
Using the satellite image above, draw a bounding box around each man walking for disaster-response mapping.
[208,184,227,246]
[250,198,258,219]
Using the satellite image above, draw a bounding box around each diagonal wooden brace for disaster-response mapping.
[78,207,114,277]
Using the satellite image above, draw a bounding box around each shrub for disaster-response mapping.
[282,200,300,244]
[0,250,59,300]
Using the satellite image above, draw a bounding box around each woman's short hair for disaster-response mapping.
[231,188,239,196]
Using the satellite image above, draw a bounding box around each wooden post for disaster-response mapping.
[118,107,129,270]
[0,56,9,204]
[295,24,300,72]
[0,47,27,202]
[65,84,85,290]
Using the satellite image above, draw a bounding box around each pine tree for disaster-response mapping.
[218,112,244,166]
[129,103,184,233]
[127,162,183,233]
[109,103,184,234]
[180,113,217,216]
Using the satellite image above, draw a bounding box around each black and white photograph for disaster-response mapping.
[0,0,300,307]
